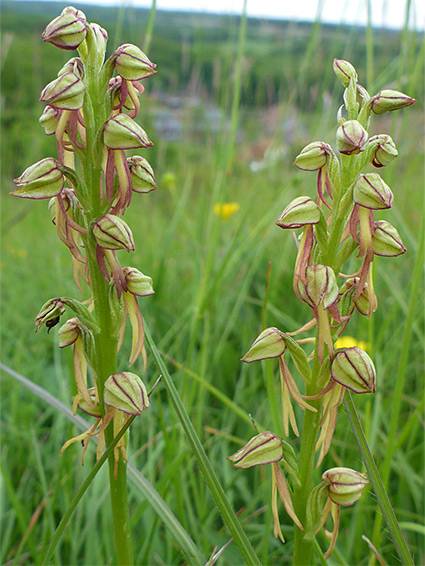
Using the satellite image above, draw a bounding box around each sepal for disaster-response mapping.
[40,71,86,110]
[112,43,156,81]
[12,158,64,199]
[104,372,150,415]
[227,431,283,468]
[104,113,153,150]
[241,327,286,362]
[331,347,376,393]
[42,6,87,51]
[322,467,368,506]
[353,173,393,210]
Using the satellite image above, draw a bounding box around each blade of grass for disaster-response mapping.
[144,322,262,566]
[344,392,414,566]
[1,362,206,565]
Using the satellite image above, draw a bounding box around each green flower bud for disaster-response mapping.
[35,298,66,333]
[241,327,286,362]
[113,43,156,81]
[227,431,283,468]
[39,106,60,135]
[370,89,416,115]
[40,71,86,110]
[123,267,155,296]
[128,156,157,193]
[336,120,368,155]
[103,113,153,150]
[12,158,64,199]
[58,57,85,79]
[331,347,376,393]
[322,467,368,506]
[372,220,406,257]
[298,265,338,310]
[42,6,87,51]
[58,317,80,347]
[93,214,135,252]
[276,196,321,229]
[353,173,393,210]
[104,372,150,415]
[333,59,357,88]
[368,134,398,168]
[339,278,370,317]
[293,142,334,171]
[76,387,101,418]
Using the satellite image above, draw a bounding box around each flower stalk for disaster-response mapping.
[229,58,415,564]
[13,8,159,564]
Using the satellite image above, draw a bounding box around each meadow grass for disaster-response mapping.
[1,1,424,564]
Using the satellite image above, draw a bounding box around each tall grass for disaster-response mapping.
[1,1,424,564]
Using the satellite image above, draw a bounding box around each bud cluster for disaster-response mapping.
[230,58,414,559]
[13,7,158,470]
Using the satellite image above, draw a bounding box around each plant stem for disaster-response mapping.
[293,350,322,566]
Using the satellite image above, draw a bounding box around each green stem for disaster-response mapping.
[292,349,322,566]
[344,393,414,565]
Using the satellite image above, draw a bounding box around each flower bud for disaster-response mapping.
[113,43,156,81]
[372,220,406,257]
[227,432,283,468]
[39,106,60,135]
[35,298,66,332]
[104,372,150,415]
[333,59,357,88]
[336,120,368,155]
[339,278,370,317]
[76,387,101,417]
[92,214,135,252]
[368,134,398,168]
[353,173,393,210]
[370,89,416,115]
[293,142,334,171]
[123,267,155,296]
[298,265,338,310]
[42,6,87,51]
[40,71,86,110]
[128,156,157,193]
[58,317,80,347]
[331,347,376,393]
[58,57,85,79]
[322,467,368,506]
[89,23,108,59]
[276,197,321,229]
[12,158,64,199]
[104,113,153,150]
[241,327,286,363]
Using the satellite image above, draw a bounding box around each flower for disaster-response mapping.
[213,202,240,220]
[334,336,369,351]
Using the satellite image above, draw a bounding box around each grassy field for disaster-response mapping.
[1,1,424,564]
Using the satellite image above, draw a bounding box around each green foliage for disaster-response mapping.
[1,2,424,565]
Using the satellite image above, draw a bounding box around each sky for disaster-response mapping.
[65,0,425,30]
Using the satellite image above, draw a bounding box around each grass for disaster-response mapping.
[1,1,424,564]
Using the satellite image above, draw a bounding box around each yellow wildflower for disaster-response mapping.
[334,336,370,351]
[214,202,240,220]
